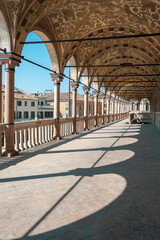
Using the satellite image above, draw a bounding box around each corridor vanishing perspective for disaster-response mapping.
[0,119,160,240]
[1,1,160,239]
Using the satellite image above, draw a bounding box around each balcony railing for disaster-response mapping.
[0,113,128,156]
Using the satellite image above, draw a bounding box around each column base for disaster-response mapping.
[72,131,78,135]
[53,136,62,140]
[2,149,19,157]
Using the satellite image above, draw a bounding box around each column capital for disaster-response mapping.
[83,86,90,93]
[71,82,79,90]
[51,73,63,84]
[93,90,99,97]
[0,52,21,67]
[101,94,106,99]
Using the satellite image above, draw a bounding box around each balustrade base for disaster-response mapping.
[53,136,62,140]
[3,149,18,157]
[72,132,78,135]
[19,147,25,151]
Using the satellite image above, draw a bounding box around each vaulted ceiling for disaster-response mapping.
[1,0,160,100]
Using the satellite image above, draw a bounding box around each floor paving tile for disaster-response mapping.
[0,120,160,239]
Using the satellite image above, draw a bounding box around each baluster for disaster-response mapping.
[28,128,32,148]
[69,122,71,135]
[25,128,29,149]
[51,124,53,140]
[0,130,2,156]
[32,127,35,147]
[63,122,65,137]
[48,125,50,141]
[42,126,45,142]
[60,123,62,137]
[65,123,67,136]
[20,129,24,150]
[14,130,17,151]
[36,126,40,145]
[68,122,70,135]
[39,126,42,144]
[45,125,48,142]
[61,123,62,137]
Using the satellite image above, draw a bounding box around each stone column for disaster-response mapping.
[94,91,99,126]
[71,82,78,134]
[51,73,63,140]
[83,86,90,130]
[4,63,17,156]
[107,99,110,114]
[113,100,115,121]
[119,101,121,118]
[102,95,105,125]
[0,64,2,123]
[117,101,119,114]
[107,98,110,122]
[1,54,21,157]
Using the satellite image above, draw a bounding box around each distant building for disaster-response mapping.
[14,88,38,122]
[43,92,102,118]
[1,87,54,122]
[31,93,54,119]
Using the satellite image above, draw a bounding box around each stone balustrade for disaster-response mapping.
[129,112,154,124]
[0,113,128,156]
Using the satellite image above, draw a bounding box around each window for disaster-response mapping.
[45,111,53,118]
[31,111,35,119]
[24,101,27,106]
[17,112,22,119]
[41,101,44,106]
[17,101,22,106]
[79,104,81,110]
[38,111,43,118]
[24,111,28,119]
[66,104,68,110]
[31,101,35,107]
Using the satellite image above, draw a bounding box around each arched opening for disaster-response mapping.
[130,99,139,112]
[14,31,60,121]
[140,98,150,112]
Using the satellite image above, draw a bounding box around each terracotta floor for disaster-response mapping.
[0,119,160,240]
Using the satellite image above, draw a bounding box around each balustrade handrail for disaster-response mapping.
[14,118,56,130]
[59,117,74,123]
[0,112,129,156]
[76,116,86,121]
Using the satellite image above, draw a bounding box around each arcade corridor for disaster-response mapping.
[0,119,160,240]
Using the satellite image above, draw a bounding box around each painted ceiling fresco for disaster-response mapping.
[1,0,160,99]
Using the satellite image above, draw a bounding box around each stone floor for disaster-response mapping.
[0,119,160,240]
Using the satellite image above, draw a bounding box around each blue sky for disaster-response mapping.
[2,32,84,94]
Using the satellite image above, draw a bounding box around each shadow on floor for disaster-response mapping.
[12,123,160,240]
[1,121,160,240]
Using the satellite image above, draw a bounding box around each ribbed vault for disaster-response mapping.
[1,0,160,100]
